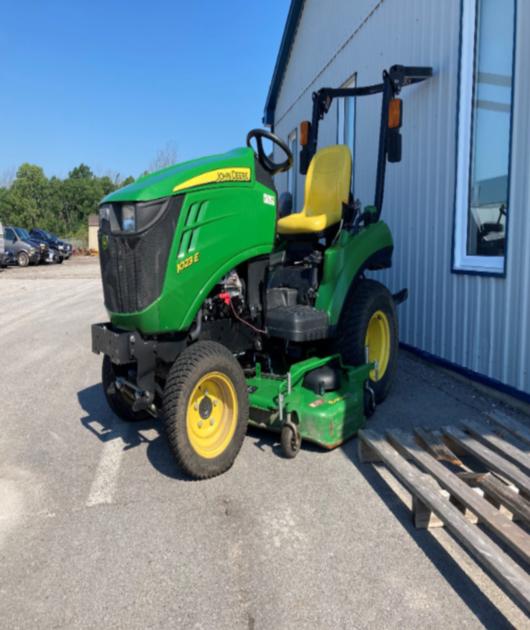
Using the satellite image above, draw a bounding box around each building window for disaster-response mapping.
[337,75,356,197]
[454,0,515,274]
[287,129,298,209]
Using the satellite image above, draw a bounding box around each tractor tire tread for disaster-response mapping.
[162,341,249,480]
[336,279,398,403]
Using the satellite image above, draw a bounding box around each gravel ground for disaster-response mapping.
[0,257,528,629]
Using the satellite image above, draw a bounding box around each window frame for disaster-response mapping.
[452,0,516,276]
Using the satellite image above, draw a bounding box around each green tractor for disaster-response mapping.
[92,65,431,479]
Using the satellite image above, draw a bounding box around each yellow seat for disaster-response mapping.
[277,144,352,235]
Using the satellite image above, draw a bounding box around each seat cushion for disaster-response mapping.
[277,211,328,235]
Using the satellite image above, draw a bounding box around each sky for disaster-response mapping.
[0,0,290,180]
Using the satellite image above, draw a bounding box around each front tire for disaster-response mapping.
[337,279,398,403]
[17,251,30,267]
[102,355,151,421]
[162,341,249,480]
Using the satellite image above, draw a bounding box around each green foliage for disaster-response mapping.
[0,163,134,238]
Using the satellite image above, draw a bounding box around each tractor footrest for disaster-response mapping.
[266,305,329,342]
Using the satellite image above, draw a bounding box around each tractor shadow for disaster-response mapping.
[77,383,322,478]
[340,435,520,628]
[77,383,190,481]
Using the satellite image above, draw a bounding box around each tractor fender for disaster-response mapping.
[315,221,393,327]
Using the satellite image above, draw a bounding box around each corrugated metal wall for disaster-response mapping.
[273,0,530,394]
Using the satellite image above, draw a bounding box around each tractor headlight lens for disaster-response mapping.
[121,204,136,232]
[99,198,168,234]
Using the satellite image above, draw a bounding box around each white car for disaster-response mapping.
[0,220,6,268]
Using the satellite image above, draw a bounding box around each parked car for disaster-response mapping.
[4,246,16,266]
[0,220,6,268]
[25,229,63,264]
[4,226,43,267]
[13,227,52,264]
[29,229,65,262]
[30,228,72,260]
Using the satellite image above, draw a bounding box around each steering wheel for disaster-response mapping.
[246,129,293,175]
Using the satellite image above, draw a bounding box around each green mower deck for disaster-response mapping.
[247,356,373,448]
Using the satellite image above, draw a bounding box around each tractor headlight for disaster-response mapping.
[98,199,168,235]
[121,204,136,232]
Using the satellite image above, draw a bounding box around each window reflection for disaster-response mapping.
[467,0,514,257]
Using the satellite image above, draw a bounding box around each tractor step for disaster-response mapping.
[265,305,329,341]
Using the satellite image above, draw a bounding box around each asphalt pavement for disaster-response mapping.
[0,257,528,629]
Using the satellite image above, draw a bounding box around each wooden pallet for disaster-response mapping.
[358,411,530,613]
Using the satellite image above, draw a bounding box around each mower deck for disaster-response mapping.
[246,357,373,449]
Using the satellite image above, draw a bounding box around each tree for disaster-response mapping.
[68,164,94,180]
[0,161,135,241]
[8,164,50,227]
[0,167,16,188]
[120,176,135,187]
[148,141,178,172]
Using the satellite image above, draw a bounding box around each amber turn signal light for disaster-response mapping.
[388,98,402,129]
[299,120,311,146]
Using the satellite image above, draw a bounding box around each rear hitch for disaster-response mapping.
[115,377,157,417]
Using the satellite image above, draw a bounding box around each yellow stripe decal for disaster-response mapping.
[172,167,251,192]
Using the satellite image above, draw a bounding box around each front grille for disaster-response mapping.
[98,195,183,313]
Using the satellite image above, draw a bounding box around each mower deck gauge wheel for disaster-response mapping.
[281,421,302,459]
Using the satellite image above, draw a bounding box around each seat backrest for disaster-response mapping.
[303,145,352,223]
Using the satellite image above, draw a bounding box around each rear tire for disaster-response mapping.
[336,279,398,403]
[162,341,249,480]
[102,355,151,421]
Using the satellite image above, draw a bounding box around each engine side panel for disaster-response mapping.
[109,182,277,333]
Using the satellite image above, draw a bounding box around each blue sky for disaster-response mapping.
[0,0,289,180]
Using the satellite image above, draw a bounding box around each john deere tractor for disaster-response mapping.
[92,65,431,479]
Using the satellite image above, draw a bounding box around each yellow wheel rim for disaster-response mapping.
[365,310,391,381]
[186,371,238,459]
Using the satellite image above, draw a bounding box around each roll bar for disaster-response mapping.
[299,65,432,219]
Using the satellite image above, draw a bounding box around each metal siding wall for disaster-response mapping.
[273,0,530,395]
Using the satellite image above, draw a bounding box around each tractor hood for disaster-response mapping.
[103,147,256,203]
